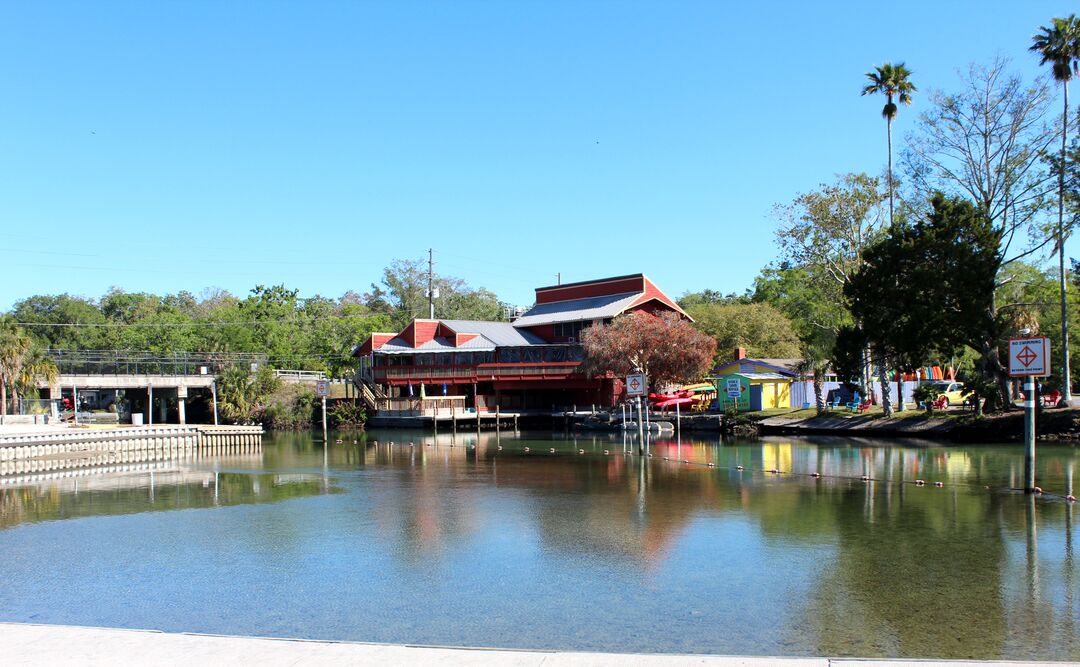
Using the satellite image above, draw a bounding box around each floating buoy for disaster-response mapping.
[934,481,944,487]
[603,450,609,455]
[662,457,669,461]
[353,440,358,444]
[1034,486,1043,494]
[1067,495,1077,502]
[647,454,653,458]
[523,447,529,453]
[409,442,415,447]
[497,445,503,451]
[683,459,689,464]
[389,441,395,446]
[810,472,821,478]
[579,449,585,454]
[736,465,744,471]
[861,475,870,481]
[549,448,556,454]
[707,463,715,468]
[915,479,925,486]
[770,469,780,475]
[335,439,342,444]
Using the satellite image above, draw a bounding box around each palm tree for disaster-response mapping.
[1031,15,1080,404]
[15,347,58,415]
[0,318,33,417]
[863,62,915,411]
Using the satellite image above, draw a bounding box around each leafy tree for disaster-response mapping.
[581,311,716,388]
[843,194,1003,405]
[374,258,507,329]
[831,325,869,395]
[773,173,890,410]
[678,289,748,308]
[901,58,1062,403]
[0,317,57,416]
[13,294,110,350]
[1031,15,1080,400]
[684,302,801,362]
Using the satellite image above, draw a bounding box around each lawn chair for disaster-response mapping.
[828,394,842,409]
[845,392,862,412]
[856,399,872,413]
[1042,389,1062,408]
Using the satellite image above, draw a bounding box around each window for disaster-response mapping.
[554,321,587,339]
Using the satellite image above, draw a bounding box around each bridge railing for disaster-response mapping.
[45,350,269,377]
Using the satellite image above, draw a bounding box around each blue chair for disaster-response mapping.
[845,392,862,411]
[829,394,842,409]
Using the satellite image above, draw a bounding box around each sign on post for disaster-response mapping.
[315,380,330,397]
[1009,337,1050,377]
[626,374,646,397]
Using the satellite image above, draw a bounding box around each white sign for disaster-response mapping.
[177,386,188,399]
[725,378,742,398]
[626,374,647,397]
[1009,337,1050,377]
[315,380,330,397]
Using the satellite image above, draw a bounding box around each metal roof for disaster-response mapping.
[374,320,550,354]
[511,292,640,328]
[440,320,549,346]
[376,335,497,355]
[708,371,792,381]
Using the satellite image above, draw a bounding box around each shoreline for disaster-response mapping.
[1,622,1073,666]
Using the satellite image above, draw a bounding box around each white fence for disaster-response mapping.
[790,380,922,408]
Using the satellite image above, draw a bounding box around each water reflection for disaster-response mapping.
[0,429,1075,659]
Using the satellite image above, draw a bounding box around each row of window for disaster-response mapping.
[553,321,588,339]
[373,346,585,367]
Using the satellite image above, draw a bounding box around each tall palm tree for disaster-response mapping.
[1031,15,1080,404]
[863,62,915,411]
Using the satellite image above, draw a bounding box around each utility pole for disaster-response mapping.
[428,248,435,319]
[557,272,561,285]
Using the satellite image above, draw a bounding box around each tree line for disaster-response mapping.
[4,15,1080,419]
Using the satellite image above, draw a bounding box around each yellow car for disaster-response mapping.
[923,380,965,408]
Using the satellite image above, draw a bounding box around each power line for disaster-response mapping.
[15,313,386,328]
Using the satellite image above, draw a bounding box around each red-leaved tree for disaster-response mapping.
[580,311,716,388]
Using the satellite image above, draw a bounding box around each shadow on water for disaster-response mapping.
[0,427,1075,659]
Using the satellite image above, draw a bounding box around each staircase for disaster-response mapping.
[353,371,385,413]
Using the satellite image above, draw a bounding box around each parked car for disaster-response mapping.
[922,380,965,408]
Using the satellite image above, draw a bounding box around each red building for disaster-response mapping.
[353,273,688,416]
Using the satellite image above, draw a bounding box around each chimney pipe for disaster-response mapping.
[735,347,747,360]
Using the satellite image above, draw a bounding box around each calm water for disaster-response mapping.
[0,428,1077,660]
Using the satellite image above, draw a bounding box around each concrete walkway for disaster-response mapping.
[1,623,1073,666]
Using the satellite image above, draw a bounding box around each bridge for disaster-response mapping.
[21,350,345,426]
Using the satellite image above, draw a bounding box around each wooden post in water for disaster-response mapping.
[495,405,500,433]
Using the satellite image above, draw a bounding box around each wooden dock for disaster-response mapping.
[0,425,263,477]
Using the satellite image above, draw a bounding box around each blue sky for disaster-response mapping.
[1,0,1076,311]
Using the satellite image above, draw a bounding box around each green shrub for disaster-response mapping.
[327,400,366,428]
